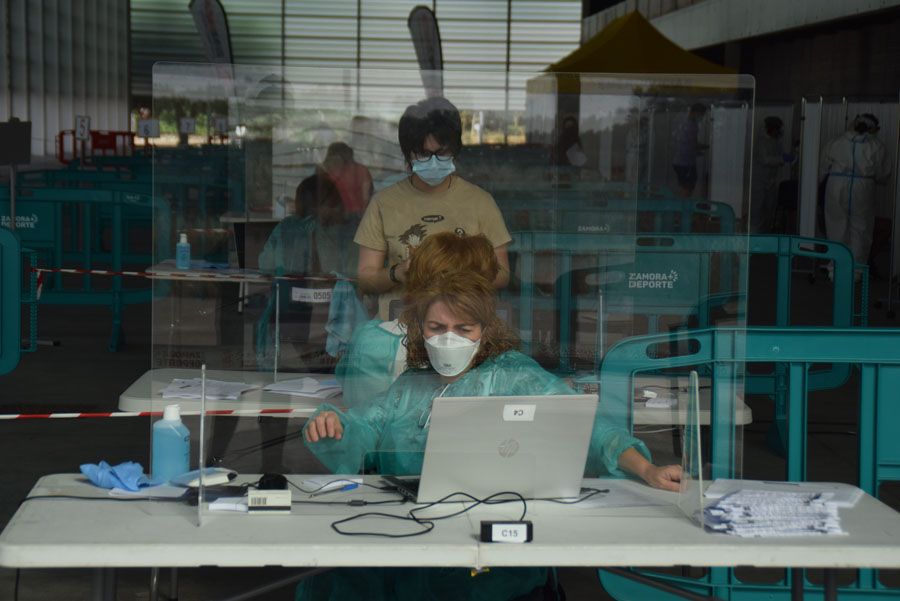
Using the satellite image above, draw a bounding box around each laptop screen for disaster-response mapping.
[411,394,598,502]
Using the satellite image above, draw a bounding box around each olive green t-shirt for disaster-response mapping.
[354,175,511,319]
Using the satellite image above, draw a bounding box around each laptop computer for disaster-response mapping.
[384,394,598,503]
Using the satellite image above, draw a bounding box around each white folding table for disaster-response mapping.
[118,368,340,415]
[2,474,899,601]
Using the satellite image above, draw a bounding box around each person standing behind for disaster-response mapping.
[354,96,511,320]
[822,114,892,278]
[672,103,708,197]
[750,116,795,233]
[319,141,373,218]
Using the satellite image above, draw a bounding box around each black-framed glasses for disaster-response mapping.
[412,150,454,162]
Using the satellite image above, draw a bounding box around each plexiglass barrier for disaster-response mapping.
[148,64,752,520]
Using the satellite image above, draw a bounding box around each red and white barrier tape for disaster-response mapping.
[31,267,351,282]
[0,408,311,420]
[35,267,150,277]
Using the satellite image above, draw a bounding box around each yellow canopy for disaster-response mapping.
[547,11,733,75]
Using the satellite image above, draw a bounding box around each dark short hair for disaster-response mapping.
[398,97,462,163]
[294,172,342,220]
[764,116,783,130]
[325,141,354,163]
[854,113,879,134]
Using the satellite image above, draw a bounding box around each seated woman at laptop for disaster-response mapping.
[335,231,500,408]
[306,271,679,487]
[300,272,680,601]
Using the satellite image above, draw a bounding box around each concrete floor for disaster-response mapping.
[1,268,899,600]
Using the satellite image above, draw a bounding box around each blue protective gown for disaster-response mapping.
[297,350,650,601]
[256,216,361,367]
[334,319,407,409]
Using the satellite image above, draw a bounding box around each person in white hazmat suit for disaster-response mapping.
[821,114,892,277]
[750,116,795,233]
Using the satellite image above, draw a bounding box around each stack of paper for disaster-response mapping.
[704,490,846,537]
[160,378,258,401]
[264,377,341,400]
[705,479,863,508]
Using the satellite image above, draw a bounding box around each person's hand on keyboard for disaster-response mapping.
[305,411,344,442]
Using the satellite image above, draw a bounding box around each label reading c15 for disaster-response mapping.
[480,520,533,543]
[502,404,536,422]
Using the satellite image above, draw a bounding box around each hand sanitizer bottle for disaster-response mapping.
[152,404,190,483]
[176,233,191,269]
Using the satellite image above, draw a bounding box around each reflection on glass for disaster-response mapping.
[149,65,752,520]
[678,370,705,528]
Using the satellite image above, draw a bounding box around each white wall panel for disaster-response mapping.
[798,98,822,237]
[710,104,751,220]
[2,0,128,157]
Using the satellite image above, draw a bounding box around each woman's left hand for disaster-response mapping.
[642,464,683,492]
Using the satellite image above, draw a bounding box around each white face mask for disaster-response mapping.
[424,331,481,377]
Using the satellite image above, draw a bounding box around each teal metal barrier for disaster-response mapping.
[0,187,155,351]
[0,227,21,375]
[497,196,736,234]
[507,233,860,380]
[505,232,749,373]
[597,327,900,601]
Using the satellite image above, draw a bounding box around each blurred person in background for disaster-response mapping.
[821,113,892,280]
[672,103,708,197]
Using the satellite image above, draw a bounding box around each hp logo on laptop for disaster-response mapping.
[497,438,519,458]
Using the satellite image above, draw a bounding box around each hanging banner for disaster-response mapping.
[189,0,236,105]
[189,0,233,63]
[407,5,443,98]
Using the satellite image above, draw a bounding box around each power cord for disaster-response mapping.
[330,488,608,538]
[206,428,306,467]
[284,477,393,495]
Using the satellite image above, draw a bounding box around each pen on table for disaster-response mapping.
[310,483,359,497]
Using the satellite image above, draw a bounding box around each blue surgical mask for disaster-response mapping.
[411,155,456,186]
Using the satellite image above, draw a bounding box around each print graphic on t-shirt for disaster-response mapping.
[398,223,428,259]
[454,227,466,236]
[421,215,444,223]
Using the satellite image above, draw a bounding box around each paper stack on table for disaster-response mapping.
[705,479,863,508]
[160,378,258,400]
[264,377,341,400]
[704,489,846,537]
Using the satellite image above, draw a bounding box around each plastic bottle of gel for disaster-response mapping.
[152,404,190,483]
[175,232,191,269]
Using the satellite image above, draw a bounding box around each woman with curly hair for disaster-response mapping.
[298,272,681,601]
[335,231,500,408]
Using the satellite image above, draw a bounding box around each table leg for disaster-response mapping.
[790,568,804,601]
[150,567,160,601]
[92,568,117,601]
[210,567,330,601]
[823,569,837,601]
[170,567,179,600]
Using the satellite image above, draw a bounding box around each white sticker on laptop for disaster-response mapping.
[290,287,332,303]
[503,404,536,422]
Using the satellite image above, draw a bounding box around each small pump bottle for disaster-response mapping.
[152,404,190,483]
[175,233,191,269]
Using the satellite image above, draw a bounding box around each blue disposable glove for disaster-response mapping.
[782,153,797,164]
[80,460,151,491]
